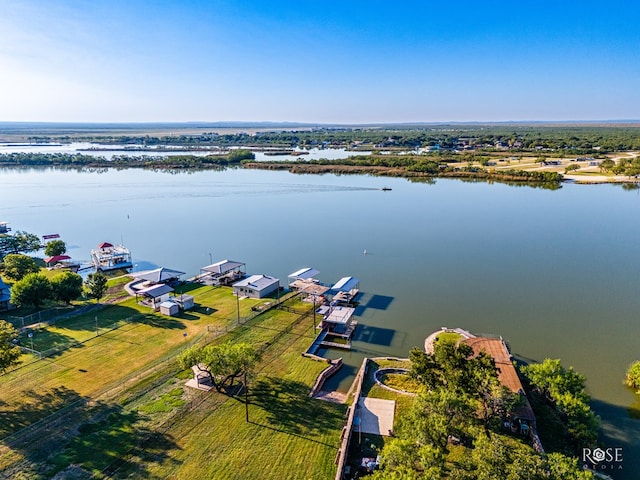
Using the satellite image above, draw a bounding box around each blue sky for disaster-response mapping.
[0,0,638,123]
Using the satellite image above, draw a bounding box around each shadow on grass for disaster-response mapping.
[53,407,181,478]
[19,328,86,359]
[0,386,87,439]
[3,391,181,479]
[250,376,345,444]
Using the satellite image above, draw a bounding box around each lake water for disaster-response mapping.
[1,167,639,476]
[0,142,366,162]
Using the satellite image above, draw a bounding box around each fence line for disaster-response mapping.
[1,292,309,449]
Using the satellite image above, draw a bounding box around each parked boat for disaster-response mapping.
[90,242,133,271]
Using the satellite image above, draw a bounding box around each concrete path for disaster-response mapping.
[357,397,395,436]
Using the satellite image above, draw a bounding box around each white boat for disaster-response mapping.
[90,242,133,271]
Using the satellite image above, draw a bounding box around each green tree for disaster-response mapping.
[84,271,108,303]
[10,273,52,308]
[564,164,580,173]
[44,239,67,257]
[178,341,261,392]
[521,359,599,452]
[1,254,40,281]
[0,320,22,373]
[599,158,615,172]
[625,361,640,393]
[546,452,594,479]
[50,271,83,304]
[0,230,42,256]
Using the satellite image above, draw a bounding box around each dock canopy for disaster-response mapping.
[323,305,355,325]
[288,267,320,282]
[132,267,185,284]
[44,255,71,265]
[331,276,360,292]
[201,260,245,275]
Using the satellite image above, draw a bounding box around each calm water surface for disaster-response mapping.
[1,167,639,476]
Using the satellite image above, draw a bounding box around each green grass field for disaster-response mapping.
[0,284,347,480]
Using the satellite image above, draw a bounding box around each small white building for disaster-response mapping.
[232,274,279,299]
[159,300,180,316]
[173,294,195,310]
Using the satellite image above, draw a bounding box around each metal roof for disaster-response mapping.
[44,255,71,264]
[290,279,330,295]
[233,274,279,291]
[132,267,185,283]
[0,277,10,302]
[331,276,359,292]
[201,260,245,274]
[324,305,355,324]
[137,284,174,297]
[288,267,320,280]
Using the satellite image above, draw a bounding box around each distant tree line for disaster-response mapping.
[27,125,640,153]
[0,150,255,169]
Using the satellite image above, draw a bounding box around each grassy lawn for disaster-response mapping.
[435,331,462,344]
[121,318,344,480]
[0,285,346,480]
[0,285,265,438]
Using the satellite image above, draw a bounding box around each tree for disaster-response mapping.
[178,341,260,392]
[1,254,40,281]
[564,164,580,173]
[625,361,640,393]
[546,452,594,480]
[44,239,67,257]
[84,271,108,303]
[0,230,41,256]
[50,271,83,304]
[10,273,52,308]
[599,158,615,173]
[0,320,22,373]
[521,358,599,452]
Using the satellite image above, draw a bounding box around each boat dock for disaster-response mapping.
[306,327,354,355]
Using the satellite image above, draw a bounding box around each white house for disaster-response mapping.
[232,275,279,299]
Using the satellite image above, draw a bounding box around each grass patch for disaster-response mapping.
[379,372,421,394]
[139,387,185,414]
[435,331,462,345]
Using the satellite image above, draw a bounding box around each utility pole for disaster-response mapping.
[236,292,240,325]
[244,371,249,422]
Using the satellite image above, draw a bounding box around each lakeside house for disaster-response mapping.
[90,242,132,271]
[232,274,279,299]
